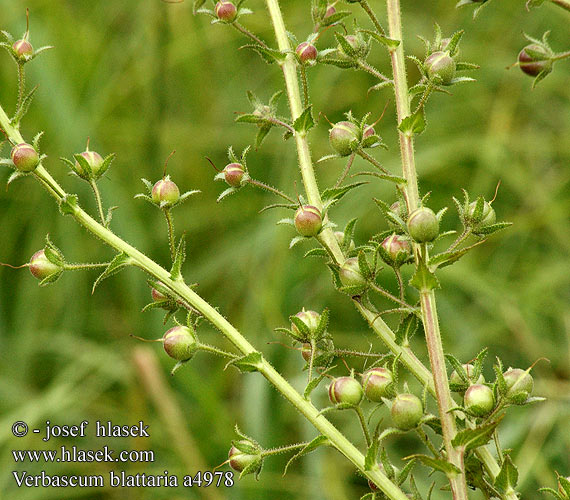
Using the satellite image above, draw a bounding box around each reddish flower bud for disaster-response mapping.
[518,44,551,77]
[163,326,198,361]
[223,162,245,188]
[296,42,318,63]
[13,39,33,59]
[339,257,367,290]
[391,393,423,431]
[407,207,439,243]
[29,250,61,280]
[464,384,494,416]
[328,376,364,406]
[329,121,359,156]
[324,5,336,18]
[152,177,180,206]
[11,143,40,172]
[380,234,411,265]
[362,367,394,402]
[291,309,321,337]
[425,51,456,85]
[228,439,262,473]
[215,1,237,22]
[75,150,104,177]
[294,205,322,237]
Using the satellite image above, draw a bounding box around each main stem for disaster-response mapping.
[385,1,468,498]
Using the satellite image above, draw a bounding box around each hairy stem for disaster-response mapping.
[358,60,391,83]
[354,405,372,447]
[232,22,267,48]
[300,64,309,107]
[247,178,295,202]
[550,0,570,12]
[386,2,468,498]
[89,180,106,227]
[17,64,25,112]
[164,209,176,261]
[360,0,386,35]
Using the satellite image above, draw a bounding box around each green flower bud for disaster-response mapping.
[29,250,61,280]
[328,376,364,406]
[11,143,40,172]
[407,207,439,243]
[162,326,198,361]
[296,42,318,63]
[152,177,180,206]
[339,257,367,290]
[503,368,534,404]
[13,39,33,59]
[449,363,485,391]
[362,367,394,402]
[228,439,262,473]
[75,150,104,178]
[464,384,494,417]
[223,162,245,188]
[467,200,496,227]
[425,51,456,85]
[329,121,359,156]
[294,205,322,237]
[215,1,237,22]
[391,393,423,431]
[291,309,321,337]
[518,44,551,77]
[380,234,411,265]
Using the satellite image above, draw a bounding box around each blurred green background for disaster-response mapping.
[0,0,568,498]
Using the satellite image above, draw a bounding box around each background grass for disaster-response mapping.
[0,0,568,498]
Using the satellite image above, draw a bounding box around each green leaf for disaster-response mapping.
[410,260,440,291]
[44,235,65,267]
[405,454,461,475]
[495,453,519,493]
[170,236,186,281]
[335,32,358,58]
[59,194,79,216]
[226,352,263,373]
[397,459,415,486]
[39,270,64,287]
[364,438,379,471]
[359,29,400,50]
[283,436,329,475]
[398,110,426,136]
[473,222,512,236]
[293,106,315,135]
[92,252,132,293]
[428,241,484,270]
[242,44,287,64]
[558,476,570,497]
[193,0,207,13]
[304,248,328,258]
[235,113,264,124]
[354,171,406,185]
[358,251,373,280]
[97,153,116,178]
[395,313,418,346]
[538,487,565,499]
[455,62,480,71]
[320,11,352,27]
[255,123,272,149]
[304,365,335,399]
[217,187,237,202]
[452,418,502,452]
[321,182,367,204]
[12,85,38,124]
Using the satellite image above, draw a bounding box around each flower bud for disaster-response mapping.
[503,368,533,404]
[362,367,394,402]
[222,162,245,188]
[425,51,456,85]
[339,257,367,290]
[449,363,485,390]
[294,205,322,237]
[380,234,411,265]
[215,1,237,22]
[518,44,551,77]
[329,121,359,156]
[228,439,262,473]
[75,150,104,177]
[151,287,167,302]
[296,42,318,64]
[407,207,439,243]
[328,376,364,406]
[13,39,33,59]
[152,177,180,206]
[163,326,198,361]
[29,250,61,280]
[464,384,494,416]
[324,5,336,18]
[558,477,570,499]
[11,143,40,172]
[363,124,375,139]
[391,393,423,431]
[467,200,496,227]
[291,309,321,337]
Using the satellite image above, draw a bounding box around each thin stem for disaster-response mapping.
[360,0,386,35]
[261,442,309,457]
[300,64,309,108]
[198,343,239,359]
[164,209,176,261]
[369,282,413,310]
[552,50,570,61]
[357,149,390,175]
[17,64,25,112]
[493,430,503,463]
[247,178,295,202]
[415,428,441,458]
[394,267,405,303]
[357,60,391,83]
[64,262,109,270]
[447,228,472,252]
[386,2,467,498]
[89,180,106,227]
[333,349,388,359]
[267,116,295,134]
[354,405,372,447]
[232,22,268,48]
[334,152,356,188]
[550,0,570,11]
